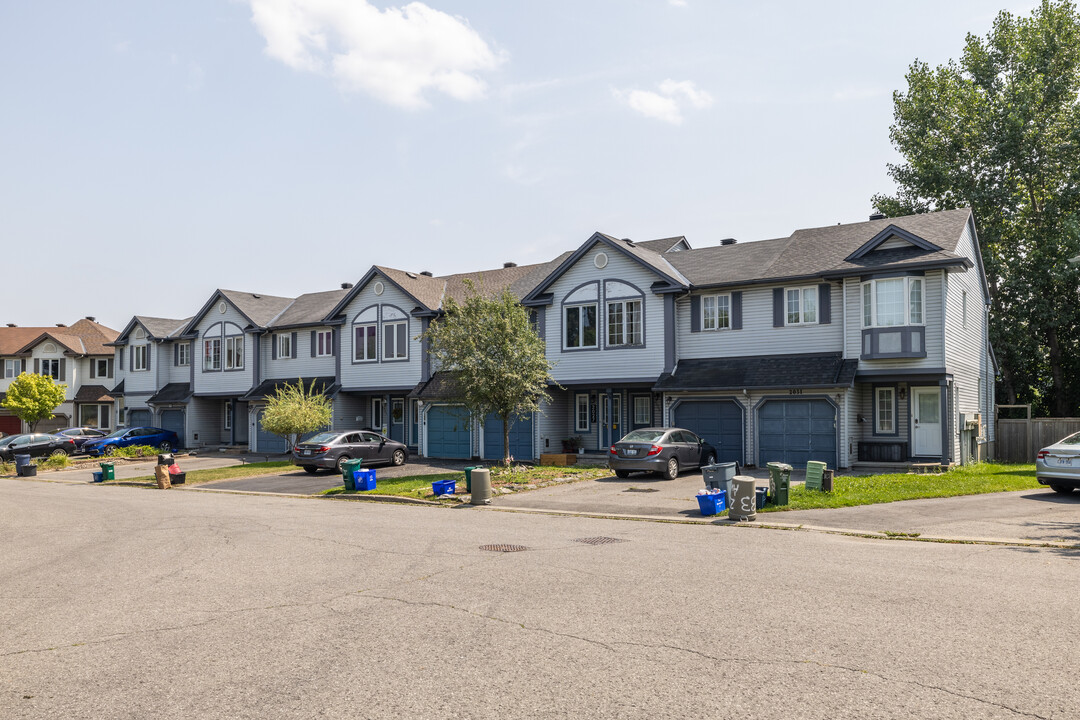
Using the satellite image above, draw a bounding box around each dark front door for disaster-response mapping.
[390,398,405,444]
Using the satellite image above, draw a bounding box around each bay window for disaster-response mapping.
[862,277,923,327]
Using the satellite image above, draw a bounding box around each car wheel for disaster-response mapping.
[615,469,631,479]
[391,449,406,466]
[104,446,117,457]
[335,455,350,473]
[661,457,679,480]
[303,466,319,475]
[159,442,173,453]
[1050,484,1074,495]
[703,453,717,467]
[52,448,70,457]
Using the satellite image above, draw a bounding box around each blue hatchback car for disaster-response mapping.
[84,426,181,456]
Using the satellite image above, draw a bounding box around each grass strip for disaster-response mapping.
[106,461,294,486]
[323,473,462,500]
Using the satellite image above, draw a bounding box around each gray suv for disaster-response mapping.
[292,430,408,474]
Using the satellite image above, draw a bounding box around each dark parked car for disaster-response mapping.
[0,433,77,461]
[292,430,408,474]
[1036,431,1080,495]
[56,427,109,451]
[83,427,180,456]
[608,427,718,480]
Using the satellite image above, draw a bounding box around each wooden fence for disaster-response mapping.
[996,405,1080,463]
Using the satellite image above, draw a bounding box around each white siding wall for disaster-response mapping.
[28,342,75,400]
[943,220,992,461]
[678,283,843,359]
[122,336,156,394]
[165,341,194,384]
[338,279,423,390]
[545,246,666,383]
[845,271,946,370]
[186,396,223,447]
[333,393,366,430]
[192,302,254,395]
[262,327,338,379]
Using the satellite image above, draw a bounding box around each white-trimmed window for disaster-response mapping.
[607,300,642,346]
[354,325,377,362]
[862,277,924,327]
[703,294,731,331]
[94,358,109,377]
[383,321,408,360]
[633,396,650,425]
[277,333,292,359]
[315,330,333,357]
[224,400,232,430]
[875,387,896,434]
[225,337,244,370]
[575,394,590,432]
[5,359,19,378]
[132,346,147,372]
[41,358,61,379]
[786,287,818,325]
[372,398,384,429]
[204,338,221,370]
[564,304,597,349]
[177,343,190,367]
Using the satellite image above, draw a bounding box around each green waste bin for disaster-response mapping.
[340,458,363,480]
[99,462,115,481]
[767,462,792,506]
[463,466,481,493]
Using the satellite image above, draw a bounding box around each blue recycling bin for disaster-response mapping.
[14,454,31,471]
[696,491,726,516]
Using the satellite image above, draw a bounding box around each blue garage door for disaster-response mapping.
[254,409,288,454]
[427,406,471,459]
[159,409,185,448]
[757,399,837,469]
[483,413,533,461]
[128,409,151,427]
[673,400,744,464]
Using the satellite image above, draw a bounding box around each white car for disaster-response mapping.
[1035,432,1080,495]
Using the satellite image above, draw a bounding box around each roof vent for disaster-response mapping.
[85,316,96,321]
[503,262,517,268]
[420,271,433,277]
[56,323,66,327]
[5,323,15,327]
[869,213,886,221]
[341,282,354,289]
[720,238,737,246]
[622,238,636,247]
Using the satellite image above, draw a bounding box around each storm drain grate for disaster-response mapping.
[479,544,529,553]
[573,537,628,546]
[624,487,659,493]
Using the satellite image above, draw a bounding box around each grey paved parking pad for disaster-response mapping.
[3,478,1079,720]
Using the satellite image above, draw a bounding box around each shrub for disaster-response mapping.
[110,445,160,458]
[40,451,71,470]
[0,461,14,475]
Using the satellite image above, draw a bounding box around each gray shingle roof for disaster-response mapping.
[654,353,858,392]
[634,236,690,253]
[219,289,296,327]
[597,233,689,286]
[667,208,973,288]
[135,316,191,339]
[268,289,349,328]
[243,377,338,401]
[147,383,192,404]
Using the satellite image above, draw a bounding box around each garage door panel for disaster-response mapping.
[672,400,743,465]
[160,410,185,448]
[757,399,837,469]
[483,413,532,461]
[428,406,471,459]
[254,410,288,453]
[128,409,151,427]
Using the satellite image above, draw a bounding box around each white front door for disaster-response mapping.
[912,387,942,457]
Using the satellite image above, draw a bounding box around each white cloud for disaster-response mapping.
[247,0,505,109]
[614,79,713,125]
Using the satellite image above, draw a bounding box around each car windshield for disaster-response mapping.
[619,430,666,443]
[1061,433,1080,445]
[0,435,22,447]
[306,432,340,444]
[102,429,129,439]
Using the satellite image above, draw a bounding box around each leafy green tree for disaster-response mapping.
[259,379,332,452]
[1,372,67,432]
[874,0,1080,415]
[423,281,556,465]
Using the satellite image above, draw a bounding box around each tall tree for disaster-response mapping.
[2,372,67,432]
[423,282,555,465]
[874,0,1080,416]
[259,379,333,452]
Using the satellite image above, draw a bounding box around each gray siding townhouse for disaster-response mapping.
[108,315,192,439]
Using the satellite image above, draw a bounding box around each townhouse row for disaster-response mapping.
[93,208,995,468]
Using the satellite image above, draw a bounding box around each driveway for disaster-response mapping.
[200,458,476,494]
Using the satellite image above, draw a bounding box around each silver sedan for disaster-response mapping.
[1036,432,1080,494]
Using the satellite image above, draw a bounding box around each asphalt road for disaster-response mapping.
[2,478,1078,719]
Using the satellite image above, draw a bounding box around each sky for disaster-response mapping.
[0,0,1035,332]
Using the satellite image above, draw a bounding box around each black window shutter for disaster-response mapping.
[118,350,123,371]
[107,358,113,378]
[34,359,40,374]
[291,332,298,359]
[310,331,317,357]
[129,347,134,369]
[332,328,338,354]
[818,283,832,324]
[174,344,179,366]
[272,335,278,360]
[732,291,743,330]
[59,358,66,379]
[690,296,701,333]
[90,360,96,379]
[21,358,26,373]
[145,345,150,371]
[773,288,785,327]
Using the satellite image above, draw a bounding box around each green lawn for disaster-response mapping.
[323,464,610,501]
[106,461,294,486]
[757,462,1040,513]
[323,473,463,500]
